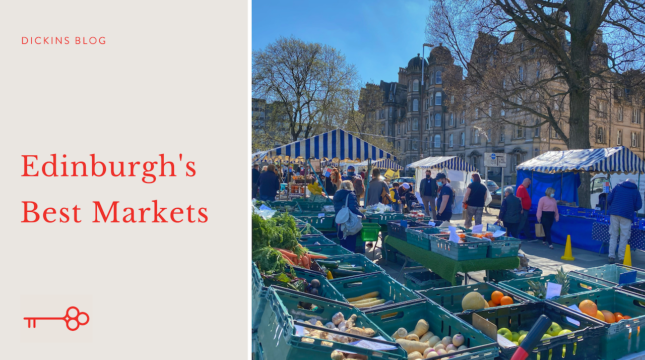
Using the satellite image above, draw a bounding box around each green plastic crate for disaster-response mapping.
[366,212,405,225]
[549,288,645,360]
[570,264,645,286]
[265,200,301,212]
[405,227,441,250]
[365,299,499,360]
[252,331,264,360]
[322,254,385,275]
[358,223,381,243]
[305,244,353,256]
[297,222,323,235]
[430,234,490,261]
[487,237,522,258]
[485,267,543,282]
[297,235,336,247]
[257,287,407,360]
[418,282,532,314]
[457,302,605,360]
[498,274,613,302]
[293,211,336,229]
[252,262,347,330]
[330,272,420,308]
[404,270,464,290]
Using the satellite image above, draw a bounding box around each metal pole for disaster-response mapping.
[501,167,504,193]
[560,172,563,201]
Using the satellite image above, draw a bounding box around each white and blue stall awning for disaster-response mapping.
[259,129,396,162]
[354,159,403,170]
[406,156,478,172]
[517,146,645,174]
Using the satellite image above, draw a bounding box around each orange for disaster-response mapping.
[624,315,632,320]
[601,310,616,323]
[491,291,504,305]
[615,314,624,322]
[614,312,624,317]
[488,300,496,307]
[500,296,514,305]
[596,310,606,322]
[579,300,598,317]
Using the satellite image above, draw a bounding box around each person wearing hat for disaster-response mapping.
[607,178,642,264]
[399,182,411,213]
[435,173,454,221]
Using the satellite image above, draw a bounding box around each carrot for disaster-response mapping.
[280,253,295,265]
[277,248,298,261]
[307,253,328,259]
[299,255,311,269]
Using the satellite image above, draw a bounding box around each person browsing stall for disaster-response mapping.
[333,180,366,252]
[496,186,522,238]
[607,179,642,264]
[420,170,437,219]
[257,164,281,201]
[516,178,533,240]
[536,187,559,249]
[462,173,487,228]
[366,168,392,206]
[435,173,454,221]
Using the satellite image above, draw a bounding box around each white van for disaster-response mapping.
[590,173,645,214]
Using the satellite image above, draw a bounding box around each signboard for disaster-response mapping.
[484,152,507,168]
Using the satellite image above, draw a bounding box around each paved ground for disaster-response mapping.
[362,207,645,285]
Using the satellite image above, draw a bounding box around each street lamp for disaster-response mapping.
[420,43,434,162]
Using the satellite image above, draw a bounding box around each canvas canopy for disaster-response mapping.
[516,146,645,174]
[353,159,403,170]
[406,156,478,172]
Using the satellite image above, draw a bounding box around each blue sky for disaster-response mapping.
[252,0,431,84]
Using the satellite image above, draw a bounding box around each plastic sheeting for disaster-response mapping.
[517,170,580,206]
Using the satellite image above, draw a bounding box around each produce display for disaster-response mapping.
[462,291,513,311]
[346,292,392,309]
[578,299,631,323]
[526,267,570,299]
[389,319,470,358]
[316,260,369,279]
[498,321,573,347]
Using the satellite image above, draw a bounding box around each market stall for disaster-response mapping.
[516,146,645,252]
[406,156,479,215]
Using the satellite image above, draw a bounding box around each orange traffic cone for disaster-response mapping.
[624,244,633,266]
[561,235,575,261]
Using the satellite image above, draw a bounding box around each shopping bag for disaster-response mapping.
[535,223,545,237]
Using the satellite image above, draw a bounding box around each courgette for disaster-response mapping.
[330,268,364,277]
[338,266,364,272]
[316,260,340,269]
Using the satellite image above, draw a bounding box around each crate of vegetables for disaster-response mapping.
[304,244,353,257]
[364,299,499,360]
[569,264,645,287]
[549,288,645,360]
[296,222,323,235]
[406,227,442,250]
[293,211,336,230]
[387,220,435,241]
[497,271,612,302]
[251,262,347,330]
[430,234,490,261]
[487,237,522,258]
[316,254,385,278]
[417,282,530,315]
[256,287,407,360]
[485,267,543,283]
[265,200,302,212]
[330,272,421,311]
[404,270,464,290]
[457,301,605,360]
[366,212,405,225]
[297,235,336,247]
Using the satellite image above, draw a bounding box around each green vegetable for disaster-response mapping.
[315,260,340,269]
[330,268,364,277]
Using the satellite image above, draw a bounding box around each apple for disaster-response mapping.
[511,332,520,342]
[541,334,552,340]
[497,328,513,341]
[558,329,572,336]
[518,334,527,344]
[512,341,519,346]
[547,322,562,337]
[519,330,529,336]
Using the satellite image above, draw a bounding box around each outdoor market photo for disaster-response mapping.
[250,1,645,360]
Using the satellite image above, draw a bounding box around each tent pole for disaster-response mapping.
[606,173,611,215]
[560,172,563,201]
[365,159,372,207]
[531,171,534,197]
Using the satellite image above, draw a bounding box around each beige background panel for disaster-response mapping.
[0,0,248,358]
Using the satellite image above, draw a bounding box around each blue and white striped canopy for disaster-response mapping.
[517,146,645,174]
[259,129,396,162]
[354,159,403,170]
[406,156,478,172]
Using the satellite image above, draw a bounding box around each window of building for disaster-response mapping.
[450,95,455,104]
[475,108,479,119]
[425,98,429,110]
[632,132,640,148]
[413,99,419,112]
[501,102,505,116]
[598,101,606,118]
[434,135,441,148]
[633,108,641,124]
[449,113,454,126]
[412,118,418,130]
[426,116,431,129]
[500,126,505,142]
[618,107,623,122]
[487,129,491,143]
[516,122,524,138]
[596,127,604,143]
[435,71,442,84]
[488,104,492,117]
[413,80,419,92]
[435,92,442,105]
[519,66,524,81]
[449,134,454,147]
[473,129,480,144]
[520,42,524,52]
[511,153,522,172]
[396,141,400,150]
[617,130,622,146]
[471,156,479,170]
[435,113,441,127]
[460,132,465,146]
[412,139,418,150]
[461,111,465,124]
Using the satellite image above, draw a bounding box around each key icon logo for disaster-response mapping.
[24,306,90,331]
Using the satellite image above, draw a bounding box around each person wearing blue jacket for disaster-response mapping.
[607,179,643,263]
[333,180,365,252]
[257,164,281,201]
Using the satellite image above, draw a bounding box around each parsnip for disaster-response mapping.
[412,319,430,337]
[420,331,434,342]
[408,351,424,360]
[332,312,345,325]
[395,339,430,354]
[331,350,346,360]
[347,327,377,337]
[355,299,386,309]
[392,328,408,340]
[346,291,380,302]
[405,334,420,341]
[346,314,357,329]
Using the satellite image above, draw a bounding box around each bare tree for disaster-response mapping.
[252,36,359,145]
[427,0,645,207]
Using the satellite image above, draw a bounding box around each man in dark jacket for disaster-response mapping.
[257,164,281,201]
[496,186,522,238]
[420,169,437,219]
[607,179,643,263]
[252,165,260,199]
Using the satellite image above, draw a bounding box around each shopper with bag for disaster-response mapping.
[496,186,522,238]
[536,187,559,249]
[333,180,365,252]
[607,179,642,264]
[462,173,488,228]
